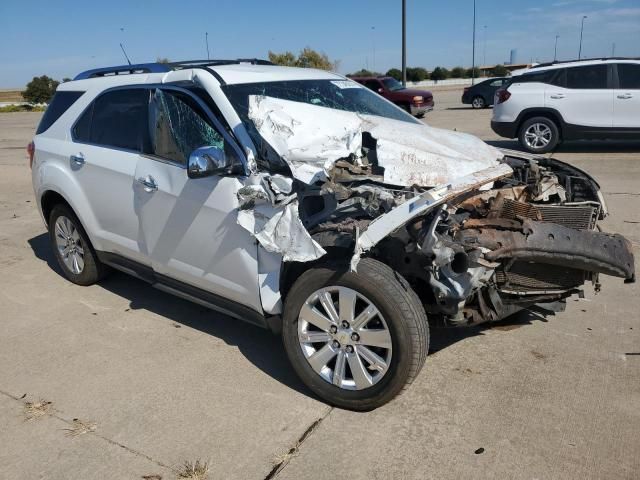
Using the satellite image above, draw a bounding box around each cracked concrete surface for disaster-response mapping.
[1,90,639,479]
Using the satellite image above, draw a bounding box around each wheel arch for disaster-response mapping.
[516,108,565,139]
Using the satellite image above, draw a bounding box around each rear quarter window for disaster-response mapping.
[618,64,640,89]
[36,91,85,134]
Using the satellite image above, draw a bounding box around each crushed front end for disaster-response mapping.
[291,152,635,327]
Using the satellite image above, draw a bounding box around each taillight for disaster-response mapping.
[496,88,511,104]
[27,141,35,169]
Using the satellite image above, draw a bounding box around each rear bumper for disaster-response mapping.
[491,120,518,139]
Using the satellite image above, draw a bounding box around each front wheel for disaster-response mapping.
[282,258,429,411]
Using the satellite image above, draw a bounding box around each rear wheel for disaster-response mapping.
[282,258,429,411]
[519,116,560,153]
[49,204,107,285]
[471,96,486,109]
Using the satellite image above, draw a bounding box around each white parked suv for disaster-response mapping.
[30,59,634,410]
[492,58,640,153]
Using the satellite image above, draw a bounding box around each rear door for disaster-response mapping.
[133,87,262,312]
[613,63,640,128]
[546,64,613,128]
[70,87,151,263]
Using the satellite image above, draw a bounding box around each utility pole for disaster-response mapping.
[611,42,616,57]
[402,0,407,86]
[554,34,559,61]
[205,32,210,60]
[578,15,587,60]
[472,0,476,85]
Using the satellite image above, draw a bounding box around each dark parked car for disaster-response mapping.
[462,77,509,108]
[350,76,434,117]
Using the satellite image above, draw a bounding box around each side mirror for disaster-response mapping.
[187,146,231,179]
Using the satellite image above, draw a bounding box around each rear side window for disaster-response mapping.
[36,91,84,134]
[566,65,608,89]
[618,64,640,89]
[513,70,555,84]
[73,88,149,151]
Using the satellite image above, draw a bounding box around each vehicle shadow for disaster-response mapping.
[486,139,640,153]
[28,232,554,397]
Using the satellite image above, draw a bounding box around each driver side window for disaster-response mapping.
[149,89,225,165]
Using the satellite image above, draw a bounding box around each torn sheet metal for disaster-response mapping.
[248,95,363,184]
[237,175,326,263]
[248,95,503,187]
[350,163,514,270]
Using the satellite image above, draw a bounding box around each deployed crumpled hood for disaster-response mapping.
[248,95,503,186]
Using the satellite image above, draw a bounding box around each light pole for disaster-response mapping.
[554,34,559,61]
[483,25,487,67]
[371,26,376,73]
[205,32,210,60]
[472,0,476,85]
[578,15,587,60]
[402,0,407,86]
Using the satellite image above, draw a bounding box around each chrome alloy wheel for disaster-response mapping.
[54,215,85,274]
[298,286,393,390]
[524,122,552,150]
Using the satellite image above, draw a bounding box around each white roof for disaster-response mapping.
[518,58,639,75]
[210,64,344,84]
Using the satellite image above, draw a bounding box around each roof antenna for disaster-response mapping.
[120,43,132,65]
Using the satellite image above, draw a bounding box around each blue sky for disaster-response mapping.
[1,0,639,87]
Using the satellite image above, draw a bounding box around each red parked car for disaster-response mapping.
[350,76,434,117]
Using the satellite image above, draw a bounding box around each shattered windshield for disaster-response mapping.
[223,79,419,169]
[382,78,404,91]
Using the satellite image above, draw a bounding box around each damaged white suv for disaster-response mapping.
[31,60,635,410]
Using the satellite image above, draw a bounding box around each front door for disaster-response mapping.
[133,88,262,313]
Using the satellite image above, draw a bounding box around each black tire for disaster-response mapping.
[471,96,486,109]
[48,204,108,286]
[282,258,429,411]
[518,116,560,153]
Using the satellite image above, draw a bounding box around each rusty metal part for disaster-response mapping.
[464,219,635,280]
[495,262,586,293]
[493,197,599,230]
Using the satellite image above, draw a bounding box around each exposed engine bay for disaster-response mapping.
[236,95,635,325]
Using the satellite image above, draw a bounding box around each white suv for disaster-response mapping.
[31,59,634,410]
[492,58,640,153]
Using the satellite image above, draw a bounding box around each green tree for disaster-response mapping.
[156,57,171,64]
[269,48,337,71]
[450,66,465,78]
[465,67,482,79]
[22,75,59,104]
[406,67,429,82]
[386,68,402,81]
[347,69,377,77]
[430,66,449,81]
[490,64,509,77]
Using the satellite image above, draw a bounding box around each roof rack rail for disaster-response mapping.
[73,58,274,81]
[168,58,274,68]
[529,57,640,69]
[74,63,171,80]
